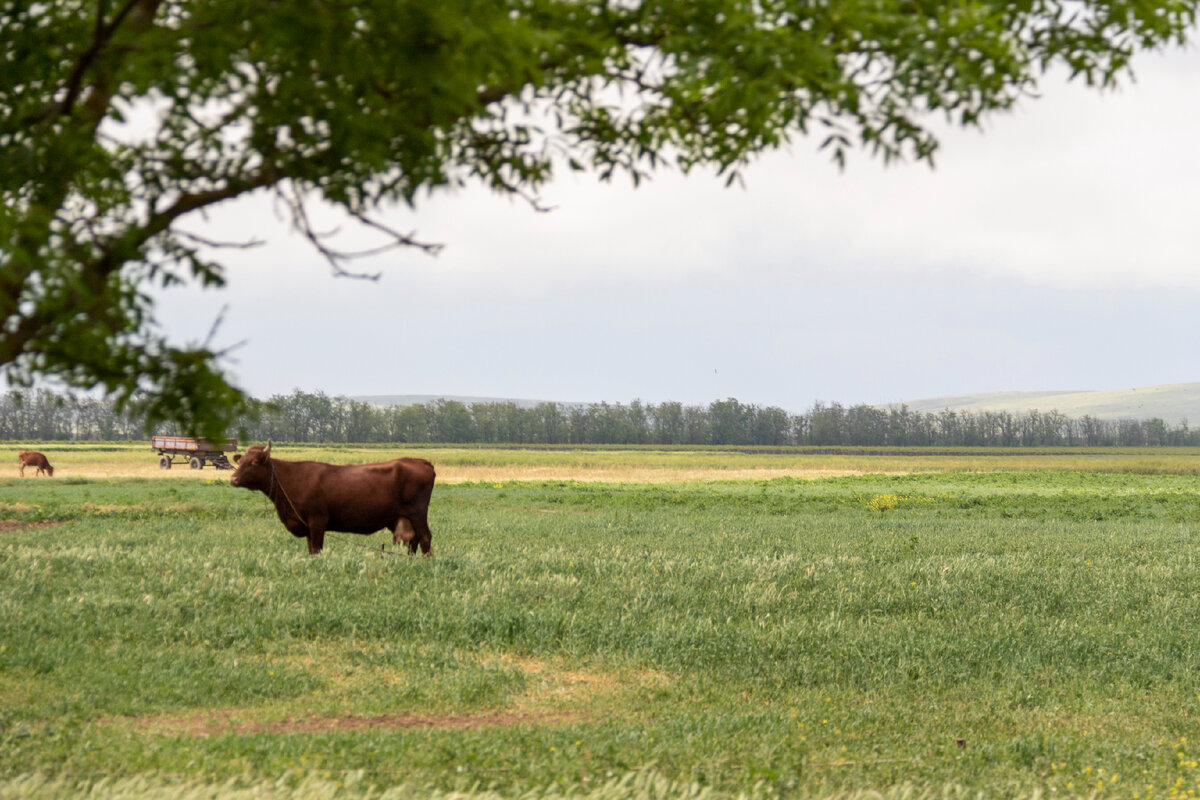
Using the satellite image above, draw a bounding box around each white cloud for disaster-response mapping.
[151,42,1200,403]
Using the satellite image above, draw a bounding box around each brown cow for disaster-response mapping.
[18,451,54,477]
[229,442,435,555]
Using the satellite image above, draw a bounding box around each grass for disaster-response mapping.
[8,441,1200,482]
[3,447,1200,798]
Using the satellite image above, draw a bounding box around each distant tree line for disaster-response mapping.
[2,388,1197,448]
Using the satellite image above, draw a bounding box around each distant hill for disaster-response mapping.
[890,383,1200,425]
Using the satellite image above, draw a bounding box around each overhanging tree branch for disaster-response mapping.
[2,0,1197,437]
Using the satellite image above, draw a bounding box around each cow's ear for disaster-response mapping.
[233,454,242,464]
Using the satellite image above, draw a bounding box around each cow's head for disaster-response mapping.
[229,441,272,490]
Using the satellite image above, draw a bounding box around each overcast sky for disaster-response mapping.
[153,43,1200,412]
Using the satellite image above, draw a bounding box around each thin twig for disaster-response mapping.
[174,230,266,250]
[346,211,445,256]
[276,183,443,280]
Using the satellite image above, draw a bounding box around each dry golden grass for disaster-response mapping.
[493,653,673,713]
[99,649,667,738]
[7,442,1200,483]
[8,458,870,483]
[3,443,884,483]
[435,465,871,483]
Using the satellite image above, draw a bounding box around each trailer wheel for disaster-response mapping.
[159,455,172,470]
[189,457,204,470]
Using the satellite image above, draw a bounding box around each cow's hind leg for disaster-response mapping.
[410,510,433,556]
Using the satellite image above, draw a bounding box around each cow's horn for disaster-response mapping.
[264,440,272,455]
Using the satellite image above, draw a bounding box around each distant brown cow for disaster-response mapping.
[17,451,54,477]
[229,442,435,555]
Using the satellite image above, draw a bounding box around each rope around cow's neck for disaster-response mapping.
[268,460,308,530]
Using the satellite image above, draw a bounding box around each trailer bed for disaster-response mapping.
[152,436,238,470]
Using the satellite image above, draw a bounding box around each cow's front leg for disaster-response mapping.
[306,516,327,555]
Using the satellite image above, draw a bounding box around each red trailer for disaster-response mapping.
[152,436,238,470]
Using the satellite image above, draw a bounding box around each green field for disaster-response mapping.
[3,446,1200,799]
